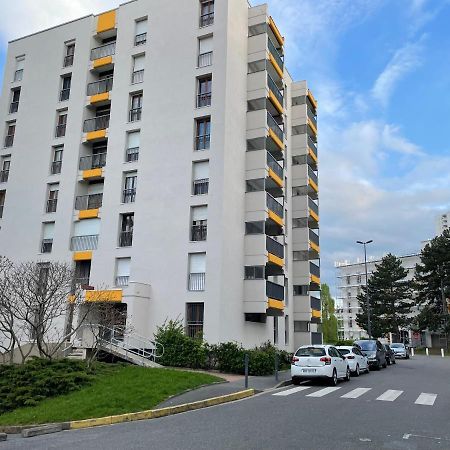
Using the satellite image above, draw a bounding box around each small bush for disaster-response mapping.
[335,339,354,346]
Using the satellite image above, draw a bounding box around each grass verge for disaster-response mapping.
[0,365,222,426]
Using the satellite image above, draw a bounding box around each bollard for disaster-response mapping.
[426,348,429,356]
[441,348,445,358]
[244,353,249,389]
[411,347,414,357]
[275,353,279,382]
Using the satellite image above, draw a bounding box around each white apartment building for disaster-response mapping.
[436,211,450,236]
[0,0,321,353]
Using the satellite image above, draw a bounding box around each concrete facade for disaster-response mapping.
[0,0,321,352]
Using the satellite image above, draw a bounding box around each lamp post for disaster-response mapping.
[357,240,373,339]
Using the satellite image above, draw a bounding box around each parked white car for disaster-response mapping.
[390,342,410,359]
[336,346,370,376]
[291,345,351,386]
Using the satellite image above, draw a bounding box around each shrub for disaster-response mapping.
[335,339,354,346]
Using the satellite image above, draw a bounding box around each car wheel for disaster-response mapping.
[387,358,391,365]
[382,360,387,368]
[344,367,351,381]
[375,360,381,370]
[366,364,370,373]
[292,377,300,385]
[353,364,360,377]
[329,370,338,386]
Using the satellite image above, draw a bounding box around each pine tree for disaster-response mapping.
[356,253,413,338]
[321,284,338,344]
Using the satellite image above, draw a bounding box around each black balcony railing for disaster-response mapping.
[267,74,283,106]
[55,124,66,138]
[308,197,319,217]
[64,54,74,67]
[197,92,211,108]
[9,102,19,114]
[266,193,283,218]
[193,178,209,195]
[310,261,320,278]
[200,12,214,27]
[46,199,57,213]
[266,236,284,259]
[198,51,213,68]
[75,193,103,210]
[115,275,129,287]
[0,170,9,183]
[268,37,284,72]
[267,112,283,143]
[309,229,320,247]
[59,88,70,101]
[135,32,147,46]
[266,280,284,301]
[119,231,133,247]
[308,166,318,186]
[14,69,23,82]
[41,239,53,254]
[267,152,283,180]
[129,108,142,122]
[4,135,14,147]
[126,147,139,162]
[90,42,116,61]
[79,153,107,170]
[51,161,62,175]
[87,77,113,96]
[191,224,207,241]
[186,322,204,338]
[83,114,110,132]
[311,296,321,311]
[195,134,210,151]
[122,188,136,204]
[70,234,99,251]
[188,272,205,291]
[132,70,144,84]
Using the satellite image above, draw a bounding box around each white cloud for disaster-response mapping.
[381,124,423,155]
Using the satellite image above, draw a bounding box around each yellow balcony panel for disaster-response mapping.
[268,16,285,47]
[309,208,319,223]
[68,295,76,303]
[308,148,318,164]
[268,90,284,115]
[86,129,107,141]
[85,289,122,303]
[268,53,284,79]
[309,178,319,193]
[308,118,318,136]
[73,251,93,261]
[268,209,284,227]
[268,252,284,267]
[309,241,320,253]
[78,209,99,220]
[268,168,283,187]
[311,308,321,319]
[268,129,284,151]
[82,168,103,180]
[267,298,284,311]
[97,10,116,34]
[93,56,113,69]
[310,274,320,285]
[90,92,110,104]
[307,89,318,110]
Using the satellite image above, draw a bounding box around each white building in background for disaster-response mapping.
[436,211,450,236]
[0,0,322,353]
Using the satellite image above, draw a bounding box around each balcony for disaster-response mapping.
[267,112,283,146]
[126,147,139,162]
[59,88,70,102]
[188,272,205,291]
[0,170,9,183]
[90,42,116,61]
[70,234,99,251]
[132,70,144,84]
[75,193,103,210]
[119,231,133,247]
[198,51,213,68]
[197,91,212,108]
[267,152,283,181]
[87,77,113,96]
[55,124,66,138]
[266,236,284,260]
[122,188,136,204]
[79,153,107,170]
[310,261,320,280]
[266,280,284,301]
[200,12,214,27]
[309,229,320,248]
[115,275,129,287]
[9,102,19,114]
[268,37,284,74]
[191,223,207,241]
[266,193,283,219]
[135,32,147,46]
[83,115,110,133]
[193,178,209,195]
[46,199,57,213]
[267,74,283,109]
[311,296,321,311]
[308,166,318,188]
[129,108,142,122]
[307,106,317,130]
[41,239,53,253]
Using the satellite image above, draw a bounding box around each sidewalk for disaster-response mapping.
[157,370,290,408]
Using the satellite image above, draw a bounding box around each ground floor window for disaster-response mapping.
[186,302,204,338]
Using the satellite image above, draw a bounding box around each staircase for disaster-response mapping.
[67,347,87,360]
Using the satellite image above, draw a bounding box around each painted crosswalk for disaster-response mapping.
[306,387,341,397]
[415,393,437,406]
[273,386,311,396]
[376,390,403,402]
[341,387,372,399]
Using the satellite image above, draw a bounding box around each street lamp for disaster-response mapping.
[357,240,373,339]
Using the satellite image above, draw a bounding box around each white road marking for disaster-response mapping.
[414,393,437,406]
[376,390,403,402]
[341,388,372,399]
[306,387,341,397]
[273,386,311,396]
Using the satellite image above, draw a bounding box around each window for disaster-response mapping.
[129,93,142,122]
[195,117,211,150]
[14,56,24,82]
[74,260,91,286]
[273,316,278,344]
[191,206,207,241]
[245,178,265,192]
[186,303,204,338]
[244,266,264,280]
[60,75,71,101]
[119,213,134,247]
[126,131,140,162]
[293,285,308,296]
[4,122,15,148]
[41,222,55,253]
[0,157,10,183]
[46,184,59,213]
[245,221,264,234]
[116,258,131,286]
[285,315,289,345]
[0,190,5,218]
[348,302,351,309]
[192,160,209,195]
[346,275,351,285]
[197,75,212,107]
[135,18,148,46]
[347,291,351,298]
[55,111,67,137]
[9,88,20,114]
[132,55,145,84]
[349,319,353,328]
[71,219,101,251]
[292,217,307,228]
[51,146,63,175]
[357,274,362,283]
[200,0,214,27]
[188,253,206,291]
[198,36,213,67]
[64,42,75,67]
[123,173,137,203]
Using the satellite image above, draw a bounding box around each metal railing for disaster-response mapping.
[9,102,19,114]
[132,70,144,84]
[266,193,283,218]
[4,135,14,147]
[41,239,53,253]
[197,92,211,108]
[308,136,317,154]
[200,12,214,27]
[122,188,136,203]
[70,234,99,251]
[188,272,205,291]
[268,37,284,71]
[135,32,147,46]
[115,276,129,287]
[90,42,116,61]
[74,276,90,287]
[267,112,283,143]
[55,124,66,138]
[268,74,283,106]
[46,199,57,213]
[14,69,23,82]
[129,108,142,122]
[267,152,283,180]
[186,323,203,338]
[51,161,62,175]
[0,170,9,183]
[83,114,110,132]
[119,231,133,247]
[191,224,207,241]
[59,89,70,102]
[266,236,284,259]
[87,77,113,96]
[310,261,320,278]
[126,147,139,162]
[311,296,321,311]
[308,166,318,186]
[198,51,213,68]
[79,153,107,170]
[307,107,317,129]
[309,229,319,246]
[193,178,209,195]
[195,134,210,150]
[64,54,74,67]
[308,197,319,216]
[266,280,284,301]
[75,193,103,210]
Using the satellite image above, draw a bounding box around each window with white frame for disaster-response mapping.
[188,253,206,291]
[126,130,140,162]
[14,56,24,82]
[198,36,213,67]
[191,205,207,241]
[41,222,55,253]
[135,18,148,46]
[116,258,131,286]
[192,160,209,195]
[132,54,145,84]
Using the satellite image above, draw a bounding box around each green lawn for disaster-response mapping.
[0,366,222,426]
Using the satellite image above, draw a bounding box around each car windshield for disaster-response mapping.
[390,343,404,349]
[295,347,326,357]
[357,341,376,351]
[337,349,350,355]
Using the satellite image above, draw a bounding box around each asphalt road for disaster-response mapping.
[6,355,450,450]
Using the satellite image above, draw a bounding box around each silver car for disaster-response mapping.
[390,343,410,359]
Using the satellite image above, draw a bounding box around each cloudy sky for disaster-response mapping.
[0,0,449,295]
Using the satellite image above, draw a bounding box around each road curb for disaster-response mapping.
[21,424,62,438]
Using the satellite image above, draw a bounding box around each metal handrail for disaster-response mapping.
[307,107,317,128]
[83,114,110,132]
[135,32,147,46]
[188,272,205,291]
[267,74,283,106]
[79,153,107,170]
[308,197,319,216]
[132,70,144,84]
[310,261,320,278]
[87,77,113,96]
[200,12,214,27]
[90,42,116,61]
[193,178,209,195]
[119,231,133,247]
[126,147,139,162]
[191,224,207,241]
[308,136,317,154]
[308,166,318,186]
[266,193,284,218]
[266,280,284,301]
[64,55,74,67]
[198,51,213,68]
[122,188,136,203]
[75,193,103,210]
[70,234,99,251]
[267,112,283,142]
[115,276,129,287]
[309,229,319,246]
[197,92,212,108]
[266,236,284,259]
[195,134,210,150]
[129,108,142,122]
[268,37,284,71]
[267,152,283,180]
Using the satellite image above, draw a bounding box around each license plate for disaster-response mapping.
[302,369,316,373]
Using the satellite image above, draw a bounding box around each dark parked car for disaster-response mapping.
[384,344,396,365]
[354,340,387,370]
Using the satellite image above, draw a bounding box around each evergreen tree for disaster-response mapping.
[321,284,338,344]
[356,253,413,338]
[414,229,450,333]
